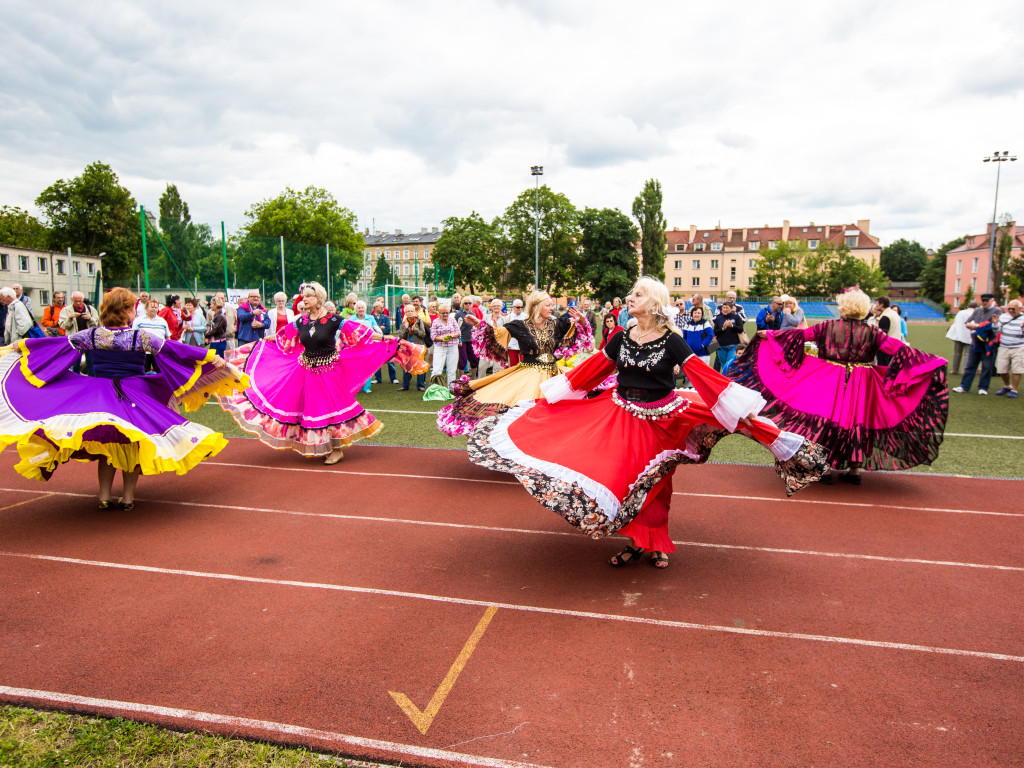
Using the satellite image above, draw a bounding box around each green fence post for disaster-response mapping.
[221,223,229,295]
[139,206,150,292]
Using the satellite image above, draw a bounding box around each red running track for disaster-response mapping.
[1,439,1022,768]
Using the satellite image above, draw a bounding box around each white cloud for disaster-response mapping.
[1,0,1023,249]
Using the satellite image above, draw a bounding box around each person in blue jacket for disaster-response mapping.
[756,297,783,331]
[236,290,268,344]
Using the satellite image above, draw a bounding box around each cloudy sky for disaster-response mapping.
[3,0,1023,250]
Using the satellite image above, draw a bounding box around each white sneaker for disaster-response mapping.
[978,389,988,395]
[952,386,966,393]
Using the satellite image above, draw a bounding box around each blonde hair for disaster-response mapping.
[273,291,288,303]
[525,291,551,326]
[836,288,871,320]
[302,282,327,306]
[629,276,681,336]
[780,294,800,310]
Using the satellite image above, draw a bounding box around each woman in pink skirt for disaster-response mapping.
[219,282,426,465]
[728,287,949,484]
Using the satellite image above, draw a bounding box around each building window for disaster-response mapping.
[768,241,777,249]
[692,260,701,270]
[972,277,977,290]
[87,263,96,276]
[692,277,700,287]
[18,256,29,272]
[39,290,49,305]
[37,257,48,273]
[972,258,979,272]
[802,228,807,233]
[747,276,754,286]
[694,243,705,251]
[709,277,718,287]
[730,267,737,280]
[0,253,6,271]
[748,259,757,269]
[673,260,682,269]
[955,278,961,293]
[749,241,759,251]
[753,229,759,234]
[72,261,80,276]
[676,244,686,252]
[955,260,962,275]
[809,240,818,249]
[710,259,719,269]
[404,249,410,260]
[711,242,723,251]
[56,259,66,275]
[845,236,857,247]
[673,277,682,287]
[404,264,410,276]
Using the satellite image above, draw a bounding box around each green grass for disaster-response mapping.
[190,320,1024,478]
[0,706,342,767]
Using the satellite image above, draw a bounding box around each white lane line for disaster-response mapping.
[1,487,1019,572]
[197,462,1024,518]
[0,686,552,768]
[3,551,1022,664]
[945,433,1024,440]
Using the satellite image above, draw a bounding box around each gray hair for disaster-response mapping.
[0,287,15,300]
[273,291,288,303]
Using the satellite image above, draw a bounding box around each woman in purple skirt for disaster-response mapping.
[0,288,248,508]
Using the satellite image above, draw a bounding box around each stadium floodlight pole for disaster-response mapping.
[531,165,543,290]
[221,222,229,295]
[139,207,150,292]
[982,150,1016,295]
[326,244,331,300]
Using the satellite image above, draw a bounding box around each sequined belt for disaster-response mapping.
[518,358,558,374]
[299,350,339,370]
[612,390,689,420]
[823,357,877,380]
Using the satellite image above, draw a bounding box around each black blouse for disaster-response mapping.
[504,314,574,361]
[298,313,342,355]
[604,329,693,401]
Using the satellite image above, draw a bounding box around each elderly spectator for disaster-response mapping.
[456,296,478,375]
[12,284,32,316]
[581,298,601,339]
[181,297,207,346]
[204,297,228,358]
[599,312,623,351]
[713,301,742,372]
[59,291,100,336]
[41,292,67,336]
[372,298,398,385]
[412,295,430,325]
[267,291,296,335]
[398,304,428,391]
[723,290,746,322]
[2,287,34,344]
[340,293,358,319]
[236,290,268,344]
[993,299,1024,398]
[678,305,715,364]
[430,301,462,389]
[134,291,151,318]
[352,300,382,393]
[945,301,976,375]
[756,297,783,332]
[778,295,806,331]
[132,299,170,340]
[505,297,528,365]
[477,298,508,377]
[159,295,183,341]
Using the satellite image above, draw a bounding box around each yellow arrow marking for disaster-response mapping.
[0,493,55,513]
[389,605,498,734]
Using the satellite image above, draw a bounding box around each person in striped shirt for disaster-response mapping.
[994,299,1024,398]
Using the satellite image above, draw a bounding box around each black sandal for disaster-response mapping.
[98,499,114,510]
[118,497,135,511]
[650,552,669,569]
[609,545,645,567]
[840,473,862,485]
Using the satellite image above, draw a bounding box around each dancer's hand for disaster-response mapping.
[567,307,583,322]
[464,314,481,326]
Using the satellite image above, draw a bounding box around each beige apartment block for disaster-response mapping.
[660,220,881,298]
[359,227,442,294]
[0,244,103,308]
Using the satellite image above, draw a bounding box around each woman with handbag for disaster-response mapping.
[181,297,207,346]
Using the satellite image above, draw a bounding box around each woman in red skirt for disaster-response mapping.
[468,277,826,569]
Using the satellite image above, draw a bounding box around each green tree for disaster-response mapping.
[497,186,581,294]
[237,186,363,295]
[578,207,640,303]
[919,236,965,304]
[749,241,805,296]
[632,179,667,281]
[35,162,142,281]
[800,241,888,296]
[431,212,500,294]
[0,205,49,249]
[371,252,397,288]
[880,238,928,282]
[993,222,1014,302]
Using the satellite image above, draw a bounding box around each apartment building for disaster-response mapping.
[0,244,104,308]
[359,227,442,293]
[943,222,1022,308]
[661,219,881,297]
